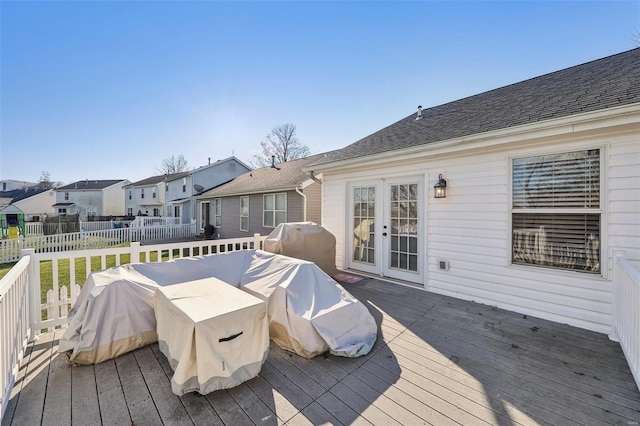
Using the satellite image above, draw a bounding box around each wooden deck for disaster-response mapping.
[3,278,639,425]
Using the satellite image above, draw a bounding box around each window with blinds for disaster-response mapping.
[511,149,601,273]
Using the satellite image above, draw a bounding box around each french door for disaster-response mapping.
[349,176,424,283]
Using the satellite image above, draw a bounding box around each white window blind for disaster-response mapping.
[512,149,600,273]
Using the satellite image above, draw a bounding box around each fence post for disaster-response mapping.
[130,242,141,264]
[253,233,262,250]
[20,248,37,341]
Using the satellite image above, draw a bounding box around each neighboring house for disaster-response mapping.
[305,48,640,335]
[0,179,37,192]
[165,157,251,224]
[0,188,55,221]
[197,155,324,239]
[124,173,184,217]
[55,179,130,220]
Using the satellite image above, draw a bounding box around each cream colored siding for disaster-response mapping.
[303,182,322,224]
[322,175,347,269]
[322,131,639,334]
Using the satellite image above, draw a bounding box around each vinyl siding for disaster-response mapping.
[303,182,322,224]
[321,130,640,334]
[213,190,305,239]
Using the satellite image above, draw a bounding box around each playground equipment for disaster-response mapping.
[0,205,26,239]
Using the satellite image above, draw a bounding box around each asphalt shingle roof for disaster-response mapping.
[57,180,127,191]
[201,155,324,198]
[126,173,188,187]
[310,48,640,167]
[0,188,50,203]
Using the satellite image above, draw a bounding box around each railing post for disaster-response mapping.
[20,248,37,341]
[609,250,626,342]
[253,233,261,250]
[130,242,141,264]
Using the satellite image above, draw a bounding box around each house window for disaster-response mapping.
[166,183,169,192]
[87,208,96,218]
[153,208,160,216]
[153,188,156,199]
[183,177,187,193]
[127,207,133,216]
[141,188,145,199]
[174,206,180,218]
[64,192,69,201]
[128,190,132,200]
[263,193,286,228]
[240,196,249,231]
[511,149,601,273]
[58,208,67,215]
[214,199,222,228]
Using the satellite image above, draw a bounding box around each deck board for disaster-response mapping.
[3,277,640,425]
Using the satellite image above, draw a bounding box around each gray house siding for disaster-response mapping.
[213,190,304,239]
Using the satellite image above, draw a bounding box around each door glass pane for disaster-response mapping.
[389,182,419,272]
[353,186,375,264]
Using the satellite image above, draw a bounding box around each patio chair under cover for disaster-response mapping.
[59,250,377,364]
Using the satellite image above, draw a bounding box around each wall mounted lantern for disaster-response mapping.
[434,174,447,198]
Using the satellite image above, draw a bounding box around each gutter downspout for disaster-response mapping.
[295,186,306,222]
[309,171,322,184]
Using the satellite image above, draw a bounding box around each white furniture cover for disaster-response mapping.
[154,277,268,395]
[263,222,337,276]
[59,250,377,365]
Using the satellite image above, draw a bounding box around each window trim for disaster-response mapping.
[240,196,249,231]
[263,193,287,228]
[214,198,222,228]
[508,146,607,277]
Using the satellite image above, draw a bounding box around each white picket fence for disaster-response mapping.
[0,223,196,264]
[24,218,177,236]
[25,223,42,237]
[80,220,133,232]
[611,252,640,391]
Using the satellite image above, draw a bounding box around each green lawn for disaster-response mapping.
[0,247,193,303]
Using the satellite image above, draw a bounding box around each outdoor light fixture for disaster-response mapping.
[434,174,447,198]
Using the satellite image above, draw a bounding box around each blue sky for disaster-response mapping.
[1,1,638,185]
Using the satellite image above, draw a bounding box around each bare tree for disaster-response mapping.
[37,171,61,189]
[633,29,640,46]
[157,155,189,174]
[252,123,311,167]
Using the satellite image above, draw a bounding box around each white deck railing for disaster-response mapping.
[27,234,265,335]
[0,234,265,420]
[0,223,196,264]
[0,256,31,420]
[611,252,640,390]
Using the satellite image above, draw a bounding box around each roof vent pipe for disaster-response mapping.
[416,105,423,120]
[208,157,211,165]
